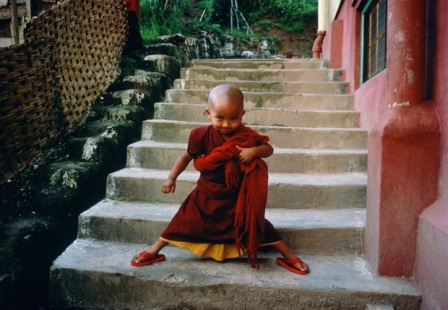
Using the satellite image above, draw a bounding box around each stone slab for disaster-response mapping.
[77,199,366,254]
[165,89,354,110]
[127,140,367,173]
[106,168,367,209]
[50,239,421,310]
[180,68,343,82]
[186,59,328,70]
[154,102,361,128]
[141,120,367,149]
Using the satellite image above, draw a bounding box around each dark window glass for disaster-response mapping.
[364,0,387,80]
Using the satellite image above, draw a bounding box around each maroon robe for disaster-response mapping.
[160,124,282,251]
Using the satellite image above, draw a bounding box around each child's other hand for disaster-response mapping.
[236,145,255,165]
[161,178,176,194]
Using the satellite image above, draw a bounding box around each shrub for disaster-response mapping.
[138,0,318,43]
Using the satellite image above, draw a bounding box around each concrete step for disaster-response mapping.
[186,58,329,70]
[106,168,367,209]
[127,141,367,173]
[50,239,421,310]
[154,102,360,128]
[174,79,348,94]
[78,199,366,255]
[141,120,367,150]
[180,68,343,82]
[165,89,353,109]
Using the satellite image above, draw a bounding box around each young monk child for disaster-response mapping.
[131,84,309,275]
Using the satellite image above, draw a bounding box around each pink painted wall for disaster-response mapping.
[415,0,448,309]
[323,3,382,127]
[325,3,360,95]
[321,0,447,308]
[417,202,448,310]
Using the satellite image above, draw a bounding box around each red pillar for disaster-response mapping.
[364,0,440,276]
[328,20,343,69]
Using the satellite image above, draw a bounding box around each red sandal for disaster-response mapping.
[131,251,166,267]
[276,256,309,275]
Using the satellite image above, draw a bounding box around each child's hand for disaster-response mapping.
[236,145,256,165]
[161,178,176,194]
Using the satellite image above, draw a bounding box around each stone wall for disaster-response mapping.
[0,0,128,184]
[150,32,274,66]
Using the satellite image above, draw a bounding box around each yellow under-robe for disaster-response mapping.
[161,237,280,261]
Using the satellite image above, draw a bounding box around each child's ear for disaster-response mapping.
[205,108,211,118]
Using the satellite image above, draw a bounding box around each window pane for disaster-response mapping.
[364,0,387,81]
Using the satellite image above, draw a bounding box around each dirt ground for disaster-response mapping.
[253,18,318,58]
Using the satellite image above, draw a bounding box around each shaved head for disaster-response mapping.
[205,85,246,138]
[208,84,244,111]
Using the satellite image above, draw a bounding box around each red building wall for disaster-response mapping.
[415,1,448,309]
[321,1,447,309]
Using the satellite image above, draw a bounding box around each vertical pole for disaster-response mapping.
[312,0,327,58]
[230,0,233,33]
[10,0,20,45]
[318,0,326,31]
[234,0,239,30]
[25,0,32,20]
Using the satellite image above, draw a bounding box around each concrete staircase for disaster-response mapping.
[49,59,421,309]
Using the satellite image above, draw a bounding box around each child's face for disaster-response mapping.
[206,99,245,139]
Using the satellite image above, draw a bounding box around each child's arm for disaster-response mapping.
[161,151,193,194]
[236,143,274,165]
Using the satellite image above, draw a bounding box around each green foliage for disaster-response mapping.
[139,0,192,42]
[242,0,318,33]
[196,0,216,23]
[138,0,318,43]
[191,20,226,38]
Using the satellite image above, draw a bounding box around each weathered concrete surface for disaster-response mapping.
[185,59,328,70]
[154,102,361,128]
[77,199,365,255]
[127,141,367,173]
[50,239,421,310]
[180,67,343,82]
[165,89,353,109]
[175,79,348,94]
[141,120,367,149]
[106,168,367,210]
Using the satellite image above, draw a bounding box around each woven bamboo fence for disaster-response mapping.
[0,0,128,184]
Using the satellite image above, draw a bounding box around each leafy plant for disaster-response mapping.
[243,0,318,33]
[195,0,216,23]
[138,0,318,43]
[139,0,191,42]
